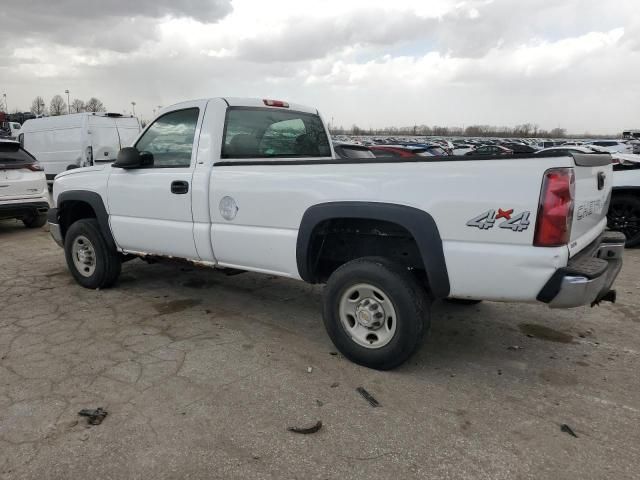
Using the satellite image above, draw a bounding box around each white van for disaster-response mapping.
[19,113,141,183]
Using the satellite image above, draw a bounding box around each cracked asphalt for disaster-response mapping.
[1,219,639,480]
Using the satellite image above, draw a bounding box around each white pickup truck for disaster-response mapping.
[48,98,624,370]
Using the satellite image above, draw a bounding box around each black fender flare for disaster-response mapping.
[296,201,450,298]
[57,190,117,251]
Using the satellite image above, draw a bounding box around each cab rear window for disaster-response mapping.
[222,108,331,159]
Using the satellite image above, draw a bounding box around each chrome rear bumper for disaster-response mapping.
[538,232,625,308]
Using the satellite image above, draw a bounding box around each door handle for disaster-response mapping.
[171,180,189,194]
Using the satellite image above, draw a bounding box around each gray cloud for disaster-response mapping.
[236,10,437,62]
[434,0,628,58]
[0,0,233,52]
[1,0,637,134]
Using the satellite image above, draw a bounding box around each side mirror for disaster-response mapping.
[113,147,153,169]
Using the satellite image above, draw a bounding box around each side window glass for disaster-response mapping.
[135,108,199,167]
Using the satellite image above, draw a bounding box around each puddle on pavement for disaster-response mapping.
[154,298,202,315]
[519,323,573,343]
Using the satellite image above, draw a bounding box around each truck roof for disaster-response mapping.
[161,98,319,116]
[224,98,318,114]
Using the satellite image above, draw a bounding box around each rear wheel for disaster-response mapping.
[64,219,121,288]
[322,257,429,370]
[22,214,47,228]
[607,194,640,247]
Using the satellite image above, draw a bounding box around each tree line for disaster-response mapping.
[28,95,106,116]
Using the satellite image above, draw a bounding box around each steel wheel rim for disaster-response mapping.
[338,283,397,349]
[608,204,640,240]
[72,235,97,277]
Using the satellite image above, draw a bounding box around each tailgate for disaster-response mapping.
[568,153,613,257]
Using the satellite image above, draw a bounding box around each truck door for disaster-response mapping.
[107,101,206,259]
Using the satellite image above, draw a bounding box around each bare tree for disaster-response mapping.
[49,95,67,116]
[0,97,5,113]
[550,127,566,138]
[85,97,106,113]
[70,99,85,113]
[30,96,47,116]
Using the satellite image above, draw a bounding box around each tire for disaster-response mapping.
[322,257,430,370]
[64,218,121,289]
[445,298,482,306]
[22,214,47,228]
[607,194,640,247]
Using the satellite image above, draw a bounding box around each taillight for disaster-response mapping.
[263,99,289,108]
[86,146,93,166]
[25,162,44,172]
[533,168,575,247]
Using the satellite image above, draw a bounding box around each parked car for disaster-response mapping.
[0,140,49,228]
[333,143,376,159]
[1,121,21,139]
[20,112,141,185]
[586,140,632,154]
[402,143,450,156]
[465,145,513,156]
[369,145,438,158]
[609,157,640,247]
[501,142,538,154]
[48,97,623,370]
[452,144,475,155]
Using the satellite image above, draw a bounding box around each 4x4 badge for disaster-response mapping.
[467,209,531,232]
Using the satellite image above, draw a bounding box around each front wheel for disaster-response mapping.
[322,257,430,370]
[607,194,640,247]
[64,219,121,289]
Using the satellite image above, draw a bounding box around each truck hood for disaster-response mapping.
[55,164,108,179]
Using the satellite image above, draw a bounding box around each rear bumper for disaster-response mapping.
[47,207,64,247]
[538,231,625,308]
[0,200,49,220]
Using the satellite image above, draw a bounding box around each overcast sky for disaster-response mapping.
[1,0,638,134]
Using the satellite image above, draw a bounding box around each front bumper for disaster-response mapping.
[537,231,625,308]
[47,207,64,247]
[0,201,49,221]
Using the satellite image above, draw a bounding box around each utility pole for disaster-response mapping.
[2,93,6,113]
[64,90,70,114]
[131,101,136,116]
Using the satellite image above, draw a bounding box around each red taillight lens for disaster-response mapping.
[533,168,575,247]
[263,99,289,108]
[25,162,44,172]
